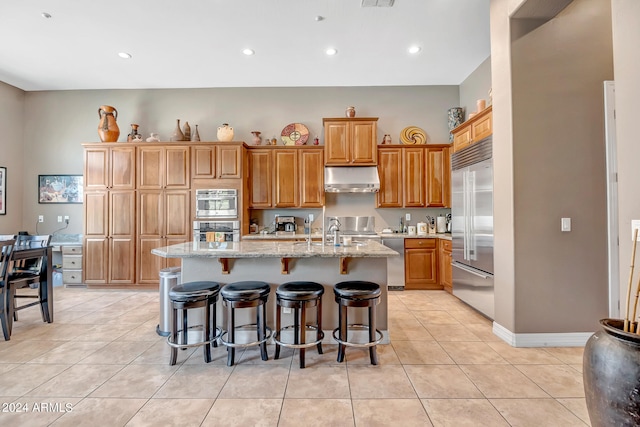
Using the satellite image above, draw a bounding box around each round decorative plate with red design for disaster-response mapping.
[281,123,309,145]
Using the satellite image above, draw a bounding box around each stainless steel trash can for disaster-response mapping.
[157,267,181,336]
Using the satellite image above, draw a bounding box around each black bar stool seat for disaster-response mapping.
[333,280,383,365]
[220,281,272,366]
[167,281,221,366]
[274,281,325,368]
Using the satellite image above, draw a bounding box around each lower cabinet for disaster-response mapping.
[62,245,83,285]
[439,239,452,293]
[404,238,440,290]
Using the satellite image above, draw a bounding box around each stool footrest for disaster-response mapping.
[220,324,273,348]
[332,324,383,348]
[273,325,324,349]
[167,325,222,349]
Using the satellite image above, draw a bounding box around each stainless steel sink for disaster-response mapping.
[292,241,365,247]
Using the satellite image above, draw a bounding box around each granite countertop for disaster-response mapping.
[152,240,399,259]
[379,233,452,241]
[50,233,83,246]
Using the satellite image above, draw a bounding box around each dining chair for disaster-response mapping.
[7,234,51,334]
[0,239,15,340]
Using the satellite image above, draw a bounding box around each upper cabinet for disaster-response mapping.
[84,145,135,191]
[191,143,243,180]
[323,118,378,165]
[451,106,492,153]
[247,146,324,209]
[376,145,451,208]
[137,145,190,190]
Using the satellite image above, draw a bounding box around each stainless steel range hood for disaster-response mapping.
[324,166,380,193]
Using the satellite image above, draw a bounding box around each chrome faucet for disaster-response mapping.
[328,218,341,245]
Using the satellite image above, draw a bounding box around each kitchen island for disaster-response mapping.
[152,239,399,342]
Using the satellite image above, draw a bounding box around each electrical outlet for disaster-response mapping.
[57,216,62,223]
[561,217,571,232]
[38,215,44,223]
[406,213,411,221]
[632,220,640,241]
[309,214,314,222]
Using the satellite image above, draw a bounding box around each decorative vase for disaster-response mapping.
[217,123,234,142]
[346,106,356,118]
[251,131,262,145]
[271,137,277,146]
[127,123,141,142]
[447,107,464,142]
[146,133,160,142]
[97,105,120,142]
[182,121,191,141]
[476,99,486,112]
[192,125,200,142]
[382,134,392,144]
[313,136,319,145]
[171,119,185,142]
[583,318,640,426]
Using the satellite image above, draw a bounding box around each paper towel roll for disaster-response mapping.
[436,216,447,233]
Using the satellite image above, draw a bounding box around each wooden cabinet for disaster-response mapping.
[137,145,190,189]
[62,245,82,285]
[191,144,242,180]
[137,190,190,284]
[84,145,135,191]
[377,148,403,208]
[247,146,324,209]
[323,118,378,165]
[404,238,440,290]
[452,106,492,153]
[376,145,451,208]
[439,239,453,293]
[83,190,136,284]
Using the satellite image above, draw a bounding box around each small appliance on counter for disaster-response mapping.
[193,220,239,242]
[275,216,297,234]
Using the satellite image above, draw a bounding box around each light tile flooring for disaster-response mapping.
[0,288,590,426]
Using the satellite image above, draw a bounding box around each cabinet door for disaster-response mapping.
[274,150,299,207]
[84,191,108,236]
[299,149,324,207]
[351,121,377,165]
[83,237,108,284]
[111,146,136,190]
[426,147,451,207]
[109,237,135,284]
[324,121,350,165]
[248,149,272,208]
[472,111,492,142]
[405,239,439,290]
[137,146,164,189]
[165,146,190,189]
[404,148,426,207]
[191,145,216,179]
[110,191,136,237]
[216,145,242,178]
[138,191,163,237]
[84,147,109,190]
[165,191,190,237]
[452,125,472,153]
[439,239,453,292]
[377,148,402,208]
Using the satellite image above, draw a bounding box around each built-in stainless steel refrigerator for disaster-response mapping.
[451,137,494,319]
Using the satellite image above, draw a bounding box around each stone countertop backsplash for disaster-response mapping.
[50,233,82,246]
[242,232,452,241]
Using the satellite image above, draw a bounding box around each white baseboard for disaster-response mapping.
[492,322,594,347]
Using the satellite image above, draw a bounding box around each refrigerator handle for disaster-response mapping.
[452,261,489,279]
[462,170,469,260]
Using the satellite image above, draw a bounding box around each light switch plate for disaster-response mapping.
[561,217,571,232]
[38,215,44,223]
[57,216,62,223]
[406,213,411,221]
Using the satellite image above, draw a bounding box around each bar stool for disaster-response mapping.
[220,281,272,366]
[273,281,324,368]
[333,280,383,365]
[167,281,221,366]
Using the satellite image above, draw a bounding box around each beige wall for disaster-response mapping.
[459,56,493,121]
[0,81,25,232]
[612,0,640,321]
[492,0,614,334]
[15,86,458,235]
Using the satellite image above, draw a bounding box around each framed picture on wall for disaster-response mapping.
[38,175,83,204]
[0,166,6,215]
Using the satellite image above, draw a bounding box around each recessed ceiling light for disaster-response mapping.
[118,52,132,59]
[326,48,338,56]
[41,12,52,19]
[242,48,255,56]
[408,46,421,54]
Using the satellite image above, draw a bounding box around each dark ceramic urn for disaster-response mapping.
[583,319,640,427]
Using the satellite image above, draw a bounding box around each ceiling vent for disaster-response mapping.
[361,0,395,7]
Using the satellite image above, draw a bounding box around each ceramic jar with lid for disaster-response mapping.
[345,106,356,118]
[217,123,234,142]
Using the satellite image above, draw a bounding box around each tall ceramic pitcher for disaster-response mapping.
[98,105,120,142]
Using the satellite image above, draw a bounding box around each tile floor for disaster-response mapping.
[0,288,590,426]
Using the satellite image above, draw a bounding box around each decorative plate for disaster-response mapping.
[281,123,309,145]
[400,126,427,145]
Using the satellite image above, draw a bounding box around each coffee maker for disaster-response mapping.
[275,216,297,233]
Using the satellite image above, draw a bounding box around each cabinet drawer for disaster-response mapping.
[62,245,83,255]
[63,270,83,284]
[404,238,436,249]
[62,255,83,269]
[440,239,452,251]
